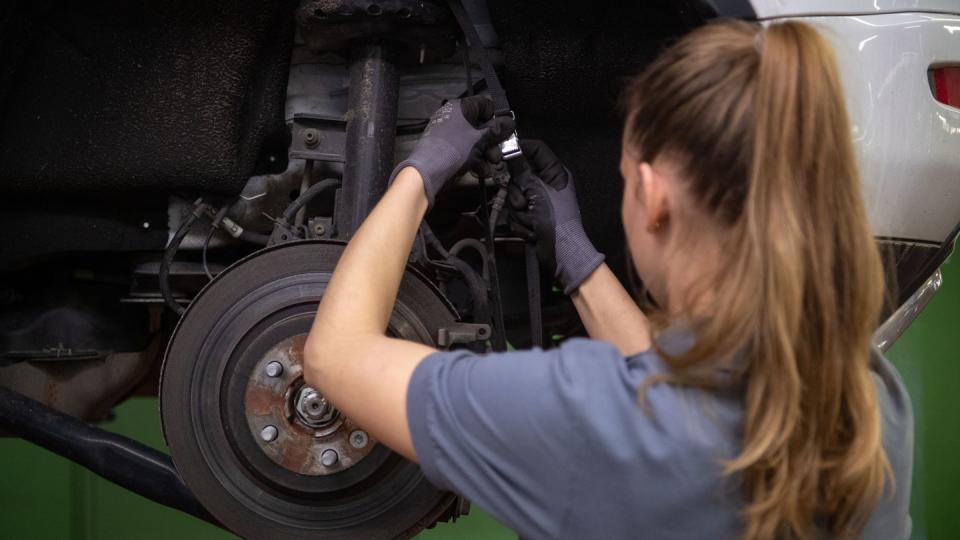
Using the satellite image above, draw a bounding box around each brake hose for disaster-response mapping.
[281,178,340,224]
[421,223,491,328]
[160,200,210,316]
[202,205,230,280]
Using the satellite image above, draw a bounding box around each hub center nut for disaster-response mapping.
[295,386,338,428]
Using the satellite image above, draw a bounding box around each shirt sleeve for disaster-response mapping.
[406,339,619,538]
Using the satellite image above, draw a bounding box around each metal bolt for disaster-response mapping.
[349,430,369,449]
[321,449,339,467]
[313,223,326,236]
[295,387,337,427]
[260,425,278,442]
[265,361,283,378]
[303,128,320,148]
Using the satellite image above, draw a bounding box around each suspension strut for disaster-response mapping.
[335,41,401,238]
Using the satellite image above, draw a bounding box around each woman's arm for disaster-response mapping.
[303,167,435,462]
[511,140,652,356]
[570,263,651,355]
[303,96,513,462]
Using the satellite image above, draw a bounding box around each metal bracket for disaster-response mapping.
[306,217,334,239]
[289,114,347,163]
[269,220,304,245]
[436,323,491,348]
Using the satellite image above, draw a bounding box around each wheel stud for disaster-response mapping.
[264,361,283,378]
[321,449,339,467]
[349,430,368,449]
[260,425,279,442]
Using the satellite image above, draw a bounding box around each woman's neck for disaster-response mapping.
[662,225,727,318]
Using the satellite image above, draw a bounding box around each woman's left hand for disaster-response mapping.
[392,96,515,207]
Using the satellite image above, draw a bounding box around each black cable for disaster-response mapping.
[450,238,489,281]
[160,201,209,316]
[448,0,509,116]
[239,229,270,245]
[420,222,452,259]
[478,180,507,351]
[416,227,455,270]
[202,205,230,281]
[295,160,314,228]
[280,178,341,225]
[201,227,216,281]
[456,21,508,349]
[421,223,491,328]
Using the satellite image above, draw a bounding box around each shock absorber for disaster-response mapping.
[335,41,401,238]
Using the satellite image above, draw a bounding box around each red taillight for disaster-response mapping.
[931,66,960,108]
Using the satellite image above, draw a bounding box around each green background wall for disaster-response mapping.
[1,258,957,539]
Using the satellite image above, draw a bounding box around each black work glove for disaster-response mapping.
[390,96,515,208]
[508,140,604,294]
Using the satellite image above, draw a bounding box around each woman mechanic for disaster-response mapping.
[303,19,912,539]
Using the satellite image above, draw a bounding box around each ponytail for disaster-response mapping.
[622,20,889,539]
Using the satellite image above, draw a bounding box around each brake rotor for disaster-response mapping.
[160,241,459,539]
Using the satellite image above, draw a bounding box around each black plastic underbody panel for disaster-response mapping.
[0,0,295,196]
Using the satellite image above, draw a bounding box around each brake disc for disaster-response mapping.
[160,241,459,539]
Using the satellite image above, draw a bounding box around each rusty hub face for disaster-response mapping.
[244,334,375,476]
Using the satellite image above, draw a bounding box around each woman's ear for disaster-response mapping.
[622,157,644,206]
[640,162,669,233]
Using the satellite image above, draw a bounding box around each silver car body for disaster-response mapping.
[751,0,960,243]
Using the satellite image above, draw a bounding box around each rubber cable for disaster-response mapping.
[202,205,230,281]
[281,178,341,225]
[421,223,491,327]
[449,237,489,281]
[160,201,209,316]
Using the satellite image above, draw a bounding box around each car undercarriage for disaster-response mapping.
[0,0,955,538]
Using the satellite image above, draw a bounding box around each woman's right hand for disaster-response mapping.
[510,140,650,354]
[508,140,604,295]
[392,96,514,208]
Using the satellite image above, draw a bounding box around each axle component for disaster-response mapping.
[0,385,216,526]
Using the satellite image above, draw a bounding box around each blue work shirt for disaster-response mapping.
[406,331,913,539]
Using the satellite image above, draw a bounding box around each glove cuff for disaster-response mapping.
[389,159,430,204]
[391,139,465,208]
[555,219,604,295]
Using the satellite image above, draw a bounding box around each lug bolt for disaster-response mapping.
[260,425,278,442]
[265,361,283,378]
[349,430,369,449]
[321,449,339,467]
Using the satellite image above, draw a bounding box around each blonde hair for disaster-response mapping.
[622,20,889,539]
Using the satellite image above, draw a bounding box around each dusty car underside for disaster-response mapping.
[0,0,951,537]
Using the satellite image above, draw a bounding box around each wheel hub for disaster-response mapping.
[244,334,373,476]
